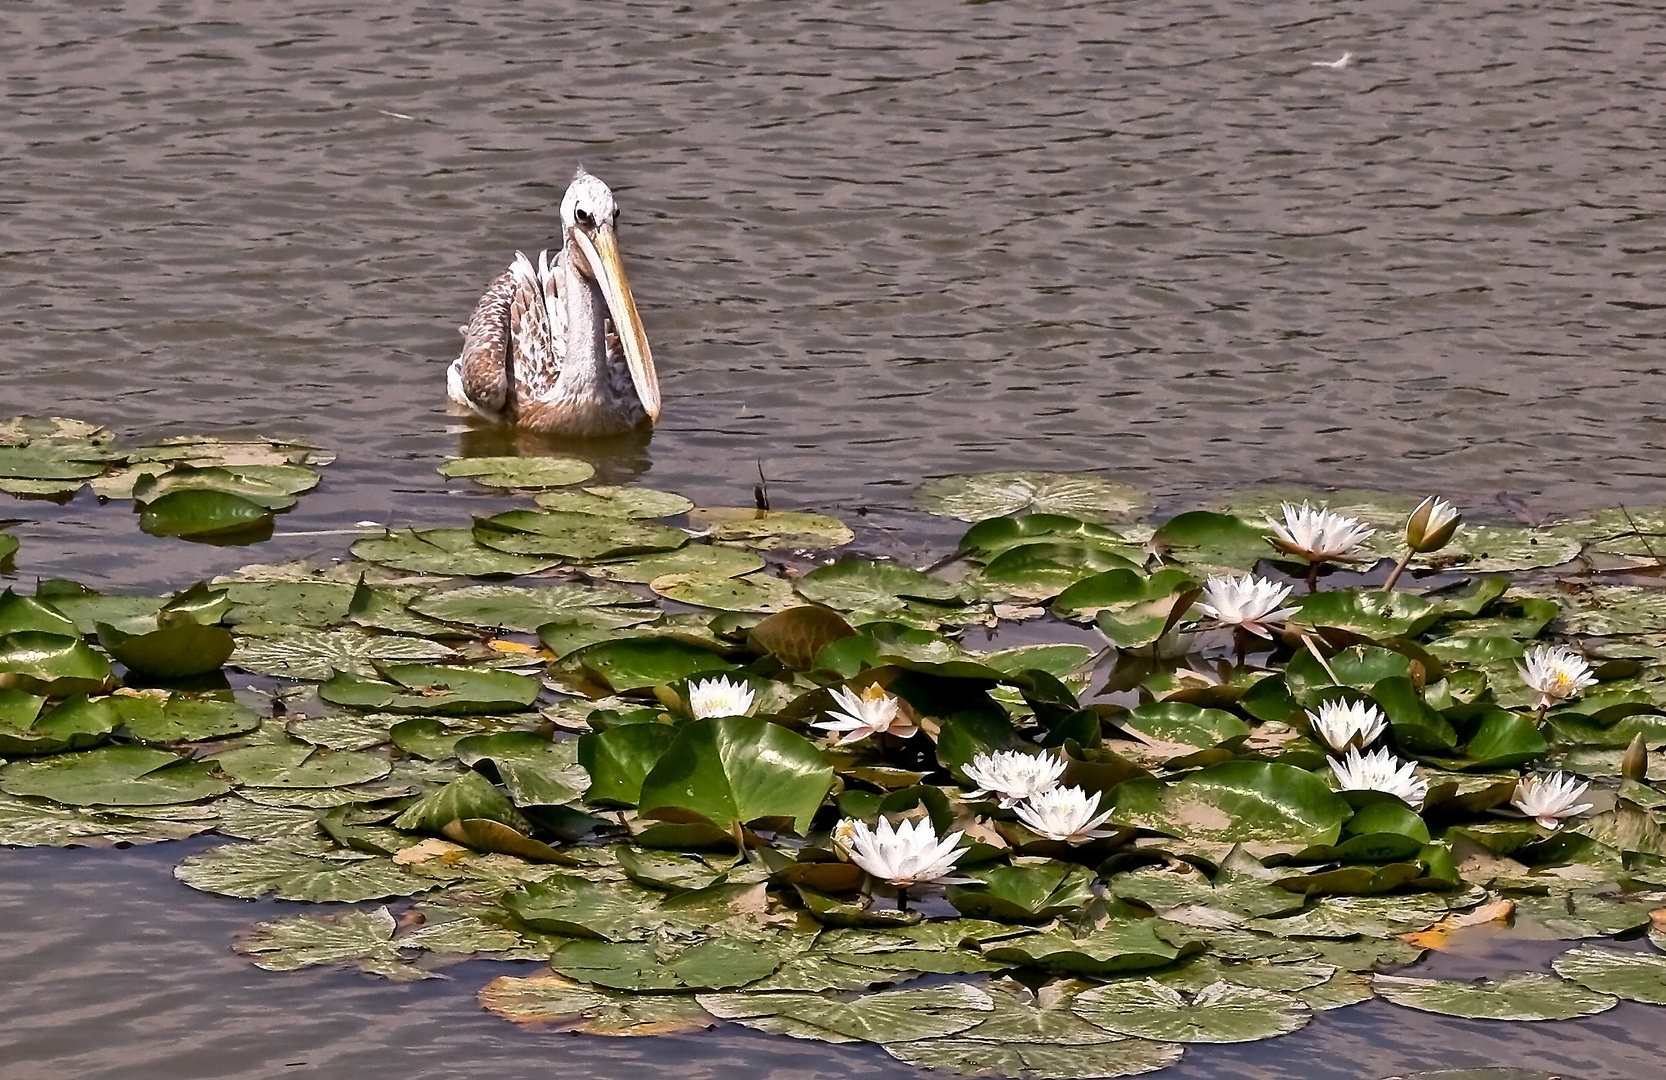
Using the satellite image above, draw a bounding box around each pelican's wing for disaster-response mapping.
[508,250,565,404]
[449,251,565,419]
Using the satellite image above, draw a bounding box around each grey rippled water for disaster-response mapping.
[0,1,1662,1076]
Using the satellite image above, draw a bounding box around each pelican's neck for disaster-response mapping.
[557,245,611,400]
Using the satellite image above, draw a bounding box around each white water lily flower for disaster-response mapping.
[1510,772,1594,829]
[1267,502,1375,563]
[840,816,967,886]
[1014,785,1118,843]
[1519,645,1597,710]
[1195,574,1298,638]
[962,749,1067,808]
[1309,700,1388,754]
[1405,496,1462,553]
[813,684,917,743]
[1327,747,1427,806]
[687,676,755,719]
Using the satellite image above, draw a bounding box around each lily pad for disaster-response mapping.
[650,572,796,613]
[1552,945,1666,1004]
[593,544,765,583]
[1072,979,1310,1043]
[112,692,262,742]
[410,583,648,633]
[479,973,712,1035]
[439,456,595,488]
[698,983,994,1043]
[236,906,427,980]
[0,744,230,806]
[687,508,854,550]
[638,715,834,834]
[918,473,1150,524]
[231,629,454,681]
[475,510,688,561]
[534,485,695,519]
[207,742,391,789]
[351,528,561,576]
[1111,762,1350,854]
[174,840,438,901]
[138,489,273,541]
[1371,973,1616,1020]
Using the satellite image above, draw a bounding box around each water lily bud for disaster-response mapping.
[1622,732,1649,782]
[1405,496,1461,554]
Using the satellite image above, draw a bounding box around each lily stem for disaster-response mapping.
[1305,562,1320,593]
[1382,549,1414,592]
[1300,633,1340,683]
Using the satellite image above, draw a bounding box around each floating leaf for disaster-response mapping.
[476,510,688,561]
[747,606,856,671]
[231,629,453,681]
[639,716,833,834]
[138,489,273,542]
[0,791,212,846]
[236,907,427,980]
[0,744,230,806]
[568,637,735,692]
[409,583,648,633]
[97,617,235,679]
[175,841,438,901]
[1073,979,1310,1043]
[594,544,765,583]
[687,508,854,550]
[981,919,1196,976]
[698,983,994,1043]
[1553,945,1666,1004]
[918,472,1150,524]
[318,664,540,714]
[578,724,680,807]
[651,572,796,613]
[112,692,261,742]
[208,742,391,788]
[534,485,695,519]
[351,528,561,576]
[947,859,1098,922]
[439,455,595,488]
[1111,762,1350,854]
[1371,973,1615,1020]
[479,973,711,1035]
[0,631,113,695]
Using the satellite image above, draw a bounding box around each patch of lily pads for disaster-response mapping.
[12,426,1666,1077]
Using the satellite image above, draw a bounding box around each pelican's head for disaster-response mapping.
[561,167,660,425]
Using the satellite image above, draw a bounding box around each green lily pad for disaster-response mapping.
[0,590,80,637]
[351,528,561,576]
[979,543,1142,598]
[981,919,1197,976]
[0,694,118,755]
[1111,762,1350,854]
[439,456,595,488]
[112,692,261,742]
[454,731,587,807]
[639,715,833,834]
[97,617,235,679]
[479,973,712,1035]
[651,572,796,613]
[131,464,316,510]
[918,472,1151,524]
[174,840,438,901]
[747,606,858,671]
[0,791,214,847]
[236,906,427,980]
[1552,945,1666,1004]
[475,510,688,561]
[947,859,1098,922]
[1371,973,1616,1020]
[698,983,994,1043]
[568,637,735,692]
[1116,702,1249,750]
[207,742,391,788]
[577,723,680,807]
[231,629,454,680]
[1151,512,1272,575]
[1055,569,1196,648]
[409,583,648,633]
[0,744,230,806]
[138,489,274,541]
[534,485,695,520]
[392,770,528,834]
[0,631,113,695]
[1293,590,1440,638]
[593,544,766,583]
[686,508,854,550]
[318,664,539,714]
[1072,979,1310,1043]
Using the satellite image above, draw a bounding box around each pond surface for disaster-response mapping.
[0,1,1662,1077]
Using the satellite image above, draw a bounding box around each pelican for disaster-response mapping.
[447,167,660,436]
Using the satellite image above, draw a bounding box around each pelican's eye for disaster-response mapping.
[574,208,596,228]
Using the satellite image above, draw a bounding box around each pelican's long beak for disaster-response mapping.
[571,222,660,423]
